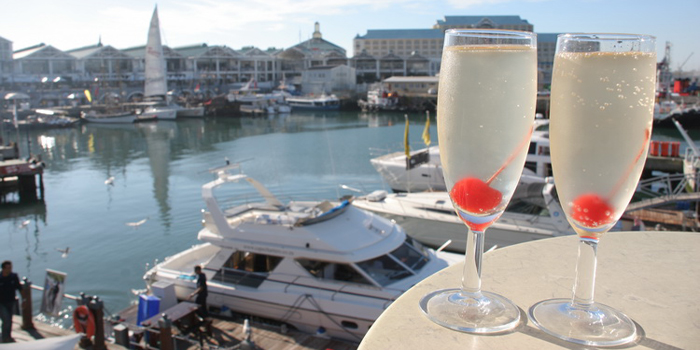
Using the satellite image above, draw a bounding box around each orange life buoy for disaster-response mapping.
[73,305,96,338]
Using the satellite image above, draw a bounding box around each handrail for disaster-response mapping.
[29,283,80,301]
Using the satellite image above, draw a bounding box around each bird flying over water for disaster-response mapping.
[56,247,70,258]
[105,176,115,185]
[126,218,149,228]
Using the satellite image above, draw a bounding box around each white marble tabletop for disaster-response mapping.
[359,231,699,349]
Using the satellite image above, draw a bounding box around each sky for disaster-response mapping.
[1,0,698,75]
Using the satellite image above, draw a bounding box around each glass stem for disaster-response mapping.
[572,237,598,308]
[460,229,484,295]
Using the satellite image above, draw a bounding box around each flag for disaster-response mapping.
[404,114,410,159]
[84,89,92,103]
[422,111,431,146]
[194,83,200,92]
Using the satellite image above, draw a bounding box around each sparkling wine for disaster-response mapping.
[550,51,656,237]
[437,45,537,229]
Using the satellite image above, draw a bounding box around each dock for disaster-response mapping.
[8,315,127,350]
[116,304,359,350]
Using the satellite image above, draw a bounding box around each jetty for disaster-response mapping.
[5,277,358,350]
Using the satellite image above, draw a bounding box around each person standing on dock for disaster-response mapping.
[188,265,208,318]
[0,261,21,343]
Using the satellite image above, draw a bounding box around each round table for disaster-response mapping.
[359,231,699,349]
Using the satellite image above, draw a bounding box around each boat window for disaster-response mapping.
[212,251,284,288]
[296,259,372,285]
[528,143,537,155]
[223,251,283,273]
[390,242,428,271]
[538,145,550,156]
[524,161,537,173]
[356,254,412,287]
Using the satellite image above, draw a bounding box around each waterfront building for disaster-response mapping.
[353,16,556,87]
[12,44,77,83]
[277,22,349,86]
[0,36,12,84]
[382,76,438,96]
[300,65,356,95]
[67,42,134,84]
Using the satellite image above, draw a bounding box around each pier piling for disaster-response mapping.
[20,278,34,330]
[158,314,174,350]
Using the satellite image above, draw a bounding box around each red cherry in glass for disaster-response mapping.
[571,193,615,228]
[450,177,502,214]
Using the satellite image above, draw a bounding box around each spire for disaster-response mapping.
[312,22,322,39]
[98,35,102,47]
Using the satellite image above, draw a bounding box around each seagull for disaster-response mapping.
[105,176,115,185]
[19,220,30,229]
[126,217,149,228]
[56,247,70,258]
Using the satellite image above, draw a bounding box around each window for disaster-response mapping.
[212,251,283,288]
[296,259,372,285]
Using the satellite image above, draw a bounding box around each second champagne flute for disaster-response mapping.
[419,29,537,333]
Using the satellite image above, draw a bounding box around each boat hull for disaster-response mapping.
[82,113,137,124]
[142,107,177,120]
[175,106,204,117]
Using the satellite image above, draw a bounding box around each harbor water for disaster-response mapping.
[0,111,696,322]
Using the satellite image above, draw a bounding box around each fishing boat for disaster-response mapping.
[143,164,461,342]
[351,179,574,253]
[140,6,178,121]
[287,93,340,111]
[371,125,552,193]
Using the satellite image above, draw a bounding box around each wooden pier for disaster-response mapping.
[116,304,359,350]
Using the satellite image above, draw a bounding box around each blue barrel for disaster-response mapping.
[137,294,160,326]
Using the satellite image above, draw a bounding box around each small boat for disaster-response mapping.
[140,102,177,120]
[352,180,574,253]
[143,164,461,342]
[287,93,340,111]
[17,109,79,128]
[81,110,138,124]
[371,120,552,192]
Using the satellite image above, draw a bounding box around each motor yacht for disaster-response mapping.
[143,165,460,342]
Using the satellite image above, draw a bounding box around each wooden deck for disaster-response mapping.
[8,315,127,350]
[117,304,359,350]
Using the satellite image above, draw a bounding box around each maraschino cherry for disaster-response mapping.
[570,193,614,228]
[450,177,502,214]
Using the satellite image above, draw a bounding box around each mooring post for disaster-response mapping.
[158,314,173,350]
[89,297,107,350]
[20,277,34,330]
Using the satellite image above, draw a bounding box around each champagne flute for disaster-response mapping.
[528,33,656,346]
[419,29,537,333]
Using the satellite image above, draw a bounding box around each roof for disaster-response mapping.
[0,36,11,44]
[65,43,105,59]
[13,43,47,59]
[357,29,443,40]
[289,38,346,56]
[436,15,531,26]
[383,76,438,83]
[307,65,351,71]
[172,43,210,58]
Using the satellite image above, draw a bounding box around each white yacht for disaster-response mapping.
[371,122,552,192]
[143,165,461,342]
[351,180,574,253]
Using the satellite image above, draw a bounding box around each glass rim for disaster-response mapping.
[557,33,656,42]
[445,28,536,38]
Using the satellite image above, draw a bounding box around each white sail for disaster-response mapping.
[145,6,167,97]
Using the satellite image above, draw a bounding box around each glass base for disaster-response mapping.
[419,288,520,334]
[528,298,637,346]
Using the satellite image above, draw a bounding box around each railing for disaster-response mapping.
[628,172,700,212]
